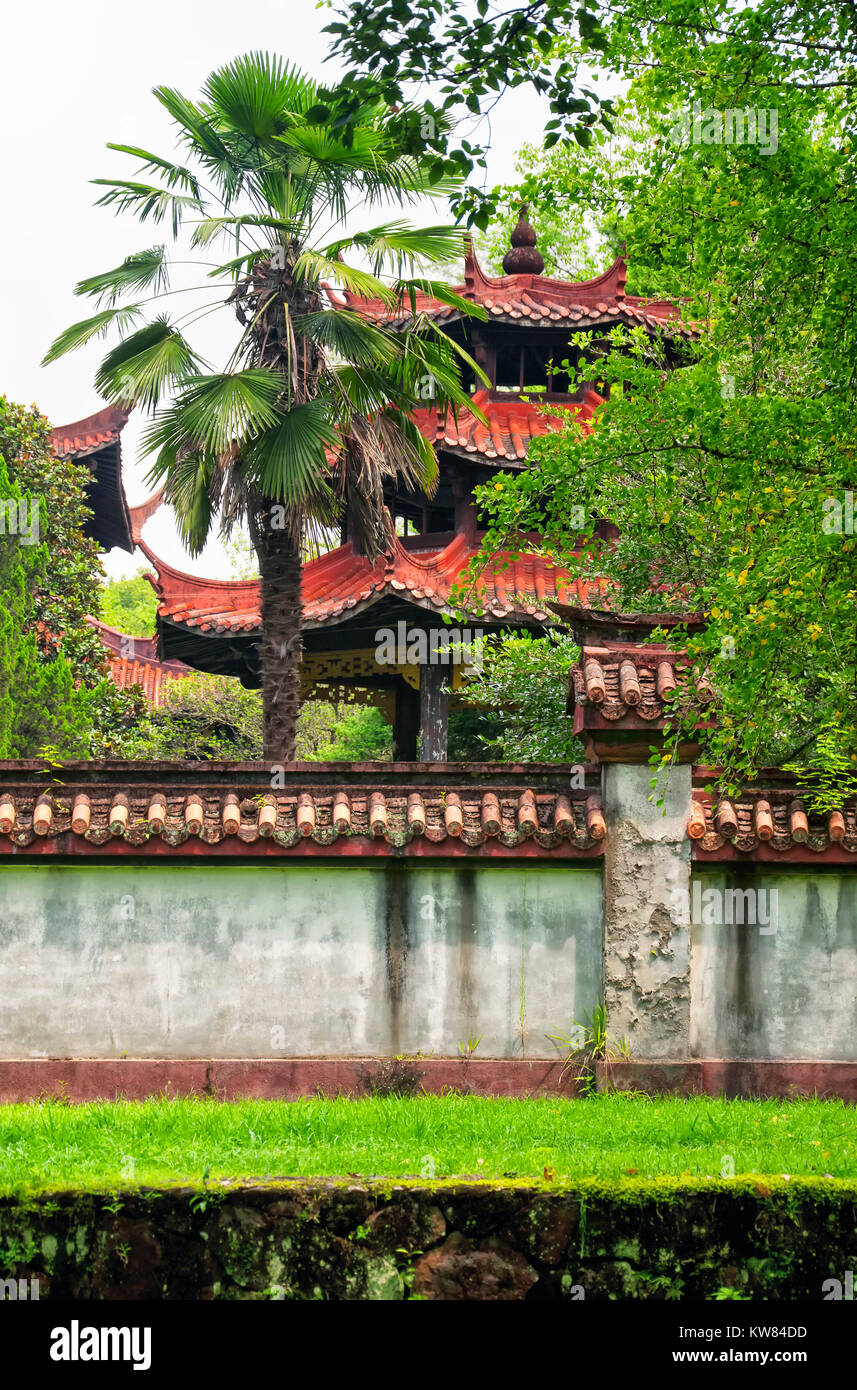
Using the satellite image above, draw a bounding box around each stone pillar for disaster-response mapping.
[602,761,692,1058]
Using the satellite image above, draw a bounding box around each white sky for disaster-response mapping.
[0,0,546,581]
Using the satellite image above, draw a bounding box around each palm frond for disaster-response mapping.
[190,214,302,250]
[106,145,202,198]
[328,223,466,276]
[95,318,206,409]
[291,309,397,365]
[153,85,243,199]
[242,400,339,505]
[396,278,489,320]
[203,53,315,139]
[293,251,394,304]
[91,180,203,236]
[42,305,144,365]
[74,247,168,306]
[143,368,284,457]
[162,452,217,557]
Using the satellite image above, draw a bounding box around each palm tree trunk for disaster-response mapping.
[258,520,303,761]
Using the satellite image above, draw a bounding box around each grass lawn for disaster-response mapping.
[0,1094,856,1193]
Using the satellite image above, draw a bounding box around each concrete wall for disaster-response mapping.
[690,868,857,1060]
[0,862,602,1060]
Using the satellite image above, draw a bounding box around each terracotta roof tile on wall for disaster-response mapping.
[569,643,715,729]
[688,784,857,859]
[0,764,605,858]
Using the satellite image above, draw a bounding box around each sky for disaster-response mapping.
[0,0,546,581]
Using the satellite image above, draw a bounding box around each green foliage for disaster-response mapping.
[0,397,106,680]
[456,631,583,762]
[322,0,857,227]
[126,674,264,760]
[470,77,857,797]
[0,458,95,757]
[308,705,393,762]
[100,570,159,638]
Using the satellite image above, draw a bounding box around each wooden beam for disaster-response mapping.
[420,662,449,761]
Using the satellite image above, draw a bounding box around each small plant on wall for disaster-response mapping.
[547,1003,631,1096]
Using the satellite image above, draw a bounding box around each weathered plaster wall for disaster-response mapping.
[602,764,692,1058]
[690,868,857,1060]
[0,862,602,1060]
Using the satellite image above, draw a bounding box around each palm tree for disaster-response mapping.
[45,52,484,760]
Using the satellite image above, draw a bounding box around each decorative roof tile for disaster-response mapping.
[51,404,130,460]
[689,783,857,858]
[0,764,605,858]
[569,643,715,729]
[343,248,693,338]
[413,388,601,465]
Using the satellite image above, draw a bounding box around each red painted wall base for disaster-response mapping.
[597,1060,857,1101]
[0,1057,582,1103]
[0,1057,855,1102]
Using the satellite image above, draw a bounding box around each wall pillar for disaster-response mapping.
[602,762,692,1058]
[420,663,449,761]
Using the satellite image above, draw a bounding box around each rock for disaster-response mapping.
[412,1232,538,1300]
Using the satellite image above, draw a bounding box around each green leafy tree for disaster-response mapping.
[46,52,485,763]
[457,631,583,762]
[469,78,857,797]
[100,570,159,637]
[0,460,96,756]
[125,673,264,759]
[0,397,106,678]
[308,704,393,761]
[322,0,857,226]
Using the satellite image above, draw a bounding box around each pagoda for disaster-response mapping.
[97,212,693,756]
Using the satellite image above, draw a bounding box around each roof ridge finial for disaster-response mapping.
[502,203,545,276]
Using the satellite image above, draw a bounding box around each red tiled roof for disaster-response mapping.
[0,764,606,858]
[89,618,192,706]
[51,405,130,460]
[51,405,134,553]
[146,532,596,640]
[343,248,692,337]
[413,387,602,463]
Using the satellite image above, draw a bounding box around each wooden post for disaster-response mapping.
[393,680,419,760]
[420,661,449,762]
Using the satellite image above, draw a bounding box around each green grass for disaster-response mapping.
[1,1094,856,1193]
